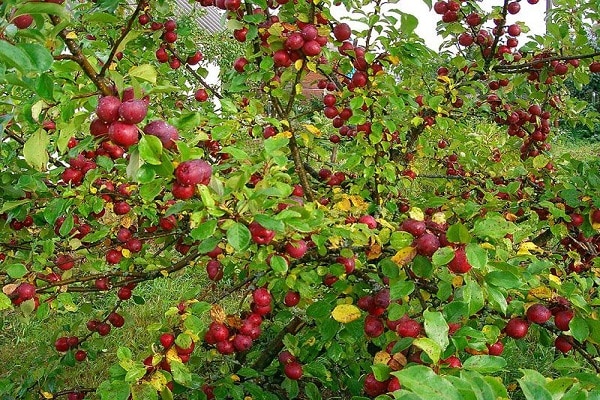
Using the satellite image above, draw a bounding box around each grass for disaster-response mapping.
[0,272,208,398]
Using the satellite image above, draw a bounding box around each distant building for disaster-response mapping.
[173,0,225,33]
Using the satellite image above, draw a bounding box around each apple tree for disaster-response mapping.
[1,0,600,399]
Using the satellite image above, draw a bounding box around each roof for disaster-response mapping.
[174,1,225,33]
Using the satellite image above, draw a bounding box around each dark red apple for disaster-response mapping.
[505,317,529,339]
[143,120,179,149]
[364,315,385,338]
[109,121,139,148]
[526,303,552,324]
[96,96,121,123]
[119,99,148,124]
[414,233,440,256]
[284,362,303,380]
[400,219,426,237]
[285,240,308,259]
[448,247,472,273]
[333,23,351,41]
[174,159,212,186]
[396,315,421,338]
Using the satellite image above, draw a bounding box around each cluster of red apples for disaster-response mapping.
[204,288,272,356]
[505,298,576,354]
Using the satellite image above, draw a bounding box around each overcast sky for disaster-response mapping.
[332,0,548,50]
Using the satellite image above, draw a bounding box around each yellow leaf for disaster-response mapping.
[166,347,181,362]
[391,247,417,266]
[591,210,600,230]
[437,75,453,84]
[431,212,446,225]
[374,351,391,365]
[122,248,131,258]
[408,208,424,221]
[294,59,304,70]
[304,124,321,136]
[331,304,362,323]
[388,55,400,65]
[548,274,562,286]
[231,374,240,382]
[148,371,168,391]
[366,243,382,260]
[334,197,352,212]
[480,242,495,250]
[517,242,544,255]
[66,31,78,39]
[40,391,54,399]
[280,130,293,139]
[527,286,553,301]
[452,275,464,287]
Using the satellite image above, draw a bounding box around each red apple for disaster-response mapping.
[174,159,212,186]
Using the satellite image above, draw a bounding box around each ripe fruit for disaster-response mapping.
[363,373,388,397]
[284,361,303,380]
[160,333,175,348]
[358,215,377,229]
[206,260,223,281]
[333,23,351,41]
[117,286,132,301]
[55,337,70,352]
[233,57,248,73]
[249,221,275,245]
[396,315,421,338]
[109,121,139,148]
[174,159,212,186]
[526,303,552,324]
[400,219,426,237]
[13,14,34,29]
[253,287,272,307]
[555,335,573,353]
[108,312,125,328]
[508,24,521,36]
[75,350,87,362]
[195,88,209,102]
[106,249,122,265]
[414,233,440,256]
[172,182,195,200]
[143,120,179,149]
[433,1,448,14]
[97,322,112,336]
[96,96,121,123]
[16,283,36,300]
[507,1,521,14]
[505,318,529,339]
[554,309,574,331]
[487,341,504,356]
[590,62,600,73]
[364,315,385,338]
[284,291,300,307]
[448,247,472,274]
[232,334,253,352]
[285,240,308,259]
[119,100,148,124]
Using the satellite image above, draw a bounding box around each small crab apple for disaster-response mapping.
[358,215,377,229]
[174,159,212,186]
[363,373,388,397]
[364,315,385,338]
[96,96,121,123]
[554,309,574,331]
[195,88,209,102]
[284,291,300,307]
[487,341,504,356]
[554,335,573,353]
[333,23,351,41]
[526,303,552,324]
[448,247,472,273]
[248,221,275,245]
[285,240,308,259]
[284,361,303,380]
[414,233,440,256]
[505,318,529,339]
[253,287,272,307]
[396,315,421,338]
[117,286,132,300]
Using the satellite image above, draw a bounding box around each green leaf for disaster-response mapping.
[23,130,49,171]
[97,381,130,400]
[0,293,12,310]
[446,223,471,244]
[270,255,288,274]
[371,363,391,382]
[81,226,110,243]
[20,43,54,72]
[432,247,455,266]
[227,222,251,251]
[35,73,54,100]
[264,137,289,154]
[423,309,449,352]
[472,215,514,240]
[484,271,521,289]
[139,181,163,202]
[465,244,487,270]
[14,2,69,18]
[190,220,218,241]
[393,365,462,400]
[462,355,506,373]
[569,316,589,342]
[132,382,159,400]
[6,263,28,279]
[128,64,157,84]
[0,41,33,73]
[282,378,299,399]
[170,359,193,387]
[412,337,442,364]
[304,382,321,400]
[390,231,414,250]
[254,214,285,232]
[463,279,484,316]
[139,135,163,165]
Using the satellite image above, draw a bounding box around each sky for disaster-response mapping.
[332,0,549,50]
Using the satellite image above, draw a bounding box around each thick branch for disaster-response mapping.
[49,15,113,96]
[99,0,147,77]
